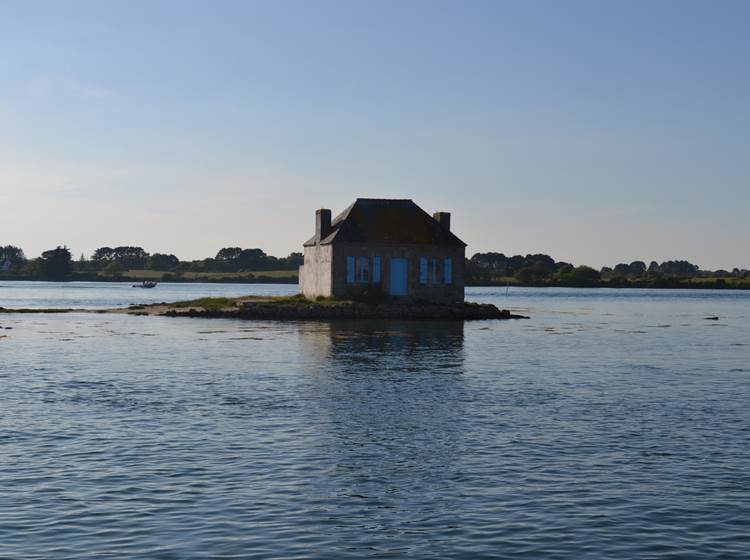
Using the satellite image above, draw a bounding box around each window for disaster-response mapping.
[356,257,370,283]
[430,258,439,283]
[420,257,442,284]
[347,256,380,284]
[444,257,453,284]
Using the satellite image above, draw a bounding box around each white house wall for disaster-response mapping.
[299,244,334,299]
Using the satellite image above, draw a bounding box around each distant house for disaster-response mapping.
[299,199,466,303]
[0,258,12,273]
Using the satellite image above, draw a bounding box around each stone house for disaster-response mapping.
[299,198,466,303]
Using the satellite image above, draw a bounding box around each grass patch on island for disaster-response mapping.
[127,294,354,314]
[243,294,351,306]
[163,294,350,309]
[169,297,238,311]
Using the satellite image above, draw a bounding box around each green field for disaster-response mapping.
[114,269,298,281]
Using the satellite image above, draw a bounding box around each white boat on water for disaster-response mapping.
[132,280,158,288]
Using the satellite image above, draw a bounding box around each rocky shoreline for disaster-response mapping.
[2,296,529,321]
[160,300,527,321]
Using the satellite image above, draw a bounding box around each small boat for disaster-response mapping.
[132,280,158,288]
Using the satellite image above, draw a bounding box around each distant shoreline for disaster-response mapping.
[1,276,749,290]
[466,280,750,290]
[0,274,298,285]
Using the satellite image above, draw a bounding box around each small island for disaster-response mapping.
[1,295,527,320]
[121,295,528,321]
[114,200,524,320]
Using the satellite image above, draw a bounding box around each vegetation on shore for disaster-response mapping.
[2,244,749,289]
[0,245,300,283]
[466,253,750,289]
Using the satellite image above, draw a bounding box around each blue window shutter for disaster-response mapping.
[346,256,355,283]
[419,258,428,284]
[373,256,381,282]
[444,258,453,284]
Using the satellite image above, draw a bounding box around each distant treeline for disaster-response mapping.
[2,244,749,288]
[467,252,750,288]
[0,245,302,282]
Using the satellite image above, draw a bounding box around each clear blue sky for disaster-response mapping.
[1,0,748,269]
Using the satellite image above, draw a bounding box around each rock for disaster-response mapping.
[168,300,532,321]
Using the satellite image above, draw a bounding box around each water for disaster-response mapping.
[0,281,298,309]
[1,283,749,559]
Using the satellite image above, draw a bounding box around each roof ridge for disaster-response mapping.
[303,198,466,247]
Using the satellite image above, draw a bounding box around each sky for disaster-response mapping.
[1,0,748,269]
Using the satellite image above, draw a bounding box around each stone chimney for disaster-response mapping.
[316,208,332,242]
[433,211,451,231]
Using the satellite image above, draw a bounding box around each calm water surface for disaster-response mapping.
[1,283,749,558]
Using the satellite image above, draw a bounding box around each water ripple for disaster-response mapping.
[1,287,749,558]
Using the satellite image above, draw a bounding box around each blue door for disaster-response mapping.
[389,258,408,296]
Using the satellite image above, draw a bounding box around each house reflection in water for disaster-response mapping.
[297,320,465,376]
[296,321,469,508]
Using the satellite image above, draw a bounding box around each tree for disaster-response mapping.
[613,263,631,276]
[507,254,526,270]
[564,265,601,286]
[523,254,556,276]
[148,253,180,270]
[216,247,243,261]
[179,257,220,273]
[92,246,149,268]
[238,248,270,270]
[92,247,115,262]
[39,246,73,278]
[281,252,304,270]
[515,267,535,284]
[112,246,149,268]
[214,247,274,271]
[0,245,26,270]
[660,260,699,277]
[470,252,508,269]
[555,262,574,277]
[629,261,647,276]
